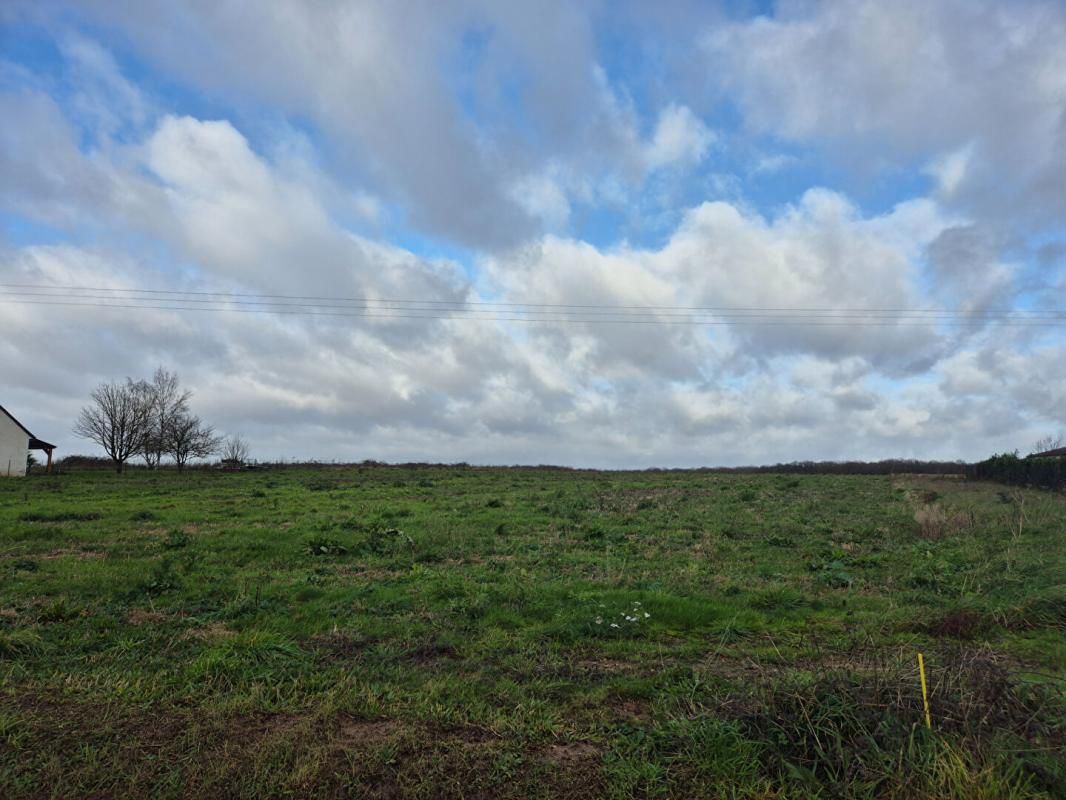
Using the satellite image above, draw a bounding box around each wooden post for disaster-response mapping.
[46,448,54,474]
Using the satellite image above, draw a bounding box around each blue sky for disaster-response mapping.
[1,1,1064,466]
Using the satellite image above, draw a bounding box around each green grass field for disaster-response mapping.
[1,466,1064,798]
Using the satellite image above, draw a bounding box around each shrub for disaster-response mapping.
[972,452,1066,490]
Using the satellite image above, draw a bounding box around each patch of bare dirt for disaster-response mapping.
[575,657,639,675]
[125,609,170,626]
[335,718,401,744]
[1,548,105,562]
[543,741,601,766]
[335,566,406,580]
[610,698,651,721]
[401,641,461,664]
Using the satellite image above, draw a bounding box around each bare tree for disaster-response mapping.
[167,413,221,471]
[140,367,192,468]
[1033,432,1065,454]
[73,379,155,472]
[222,434,250,465]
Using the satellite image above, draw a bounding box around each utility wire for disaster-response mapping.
[4,296,1066,327]
[3,290,1065,321]
[1,281,1058,317]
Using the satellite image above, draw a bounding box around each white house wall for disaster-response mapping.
[0,412,29,477]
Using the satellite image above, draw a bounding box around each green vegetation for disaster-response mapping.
[1,466,1063,798]
[973,453,1066,491]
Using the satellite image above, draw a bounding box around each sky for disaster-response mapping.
[1,0,1064,467]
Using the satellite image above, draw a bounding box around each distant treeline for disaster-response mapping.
[42,453,1066,489]
[51,455,972,475]
[681,459,969,475]
[970,453,1066,491]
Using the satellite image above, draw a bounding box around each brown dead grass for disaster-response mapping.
[181,621,236,641]
[0,548,105,562]
[2,693,580,800]
[913,503,974,539]
[125,608,171,626]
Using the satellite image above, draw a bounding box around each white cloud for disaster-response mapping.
[704,0,1066,226]
[509,171,572,230]
[925,144,974,199]
[59,0,661,247]
[643,104,714,170]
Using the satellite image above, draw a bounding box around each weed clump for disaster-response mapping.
[914,504,973,539]
[809,558,854,588]
[36,598,81,623]
[1002,588,1066,632]
[305,536,349,556]
[0,628,43,657]
[134,558,182,597]
[305,527,412,557]
[366,527,413,554]
[162,529,190,549]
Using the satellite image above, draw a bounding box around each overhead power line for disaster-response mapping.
[1,283,1063,327]
[0,282,1054,315]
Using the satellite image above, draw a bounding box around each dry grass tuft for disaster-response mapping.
[914,504,974,539]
